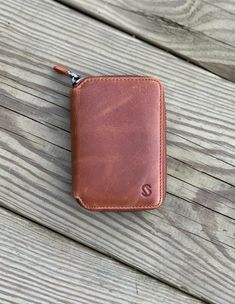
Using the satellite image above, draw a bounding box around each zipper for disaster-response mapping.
[53,66,84,86]
[53,66,147,86]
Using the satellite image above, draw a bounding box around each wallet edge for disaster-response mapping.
[71,76,166,211]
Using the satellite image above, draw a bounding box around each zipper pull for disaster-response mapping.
[53,66,82,86]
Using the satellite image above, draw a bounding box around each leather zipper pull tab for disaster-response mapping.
[53,65,69,75]
[53,65,82,86]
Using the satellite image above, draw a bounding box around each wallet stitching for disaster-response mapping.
[73,77,165,210]
[74,77,164,209]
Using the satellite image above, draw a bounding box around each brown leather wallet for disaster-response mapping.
[54,66,166,211]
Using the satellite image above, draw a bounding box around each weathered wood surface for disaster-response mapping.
[0,0,235,303]
[0,207,205,304]
[58,0,235,82]
[206,1,235,14]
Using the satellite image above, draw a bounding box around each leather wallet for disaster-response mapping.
[54,66,166,211]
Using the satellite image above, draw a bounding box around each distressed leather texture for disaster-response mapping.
[71,76,166,211]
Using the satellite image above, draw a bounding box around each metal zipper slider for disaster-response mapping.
[53,66,82,86]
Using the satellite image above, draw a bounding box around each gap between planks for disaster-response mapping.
[0,0,235,303]
[0,206,207,304]
[55,0,235,83]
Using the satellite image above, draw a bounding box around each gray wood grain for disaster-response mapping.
[0,207,206,304]
[58,0,235,82]
[0,0,235,303]
[206,1,235,14]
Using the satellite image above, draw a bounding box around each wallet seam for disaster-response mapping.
[73,76,165,210]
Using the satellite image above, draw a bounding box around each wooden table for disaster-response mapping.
[0,0,234,303]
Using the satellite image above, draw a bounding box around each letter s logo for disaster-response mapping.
[141,184,152,197]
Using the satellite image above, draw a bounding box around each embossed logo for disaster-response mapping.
[141,184,152,197]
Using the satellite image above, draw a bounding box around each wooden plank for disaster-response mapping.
[0,0,235,303]
[0,207,206,304]
[57,0,235,82]
[206,1,235,14]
